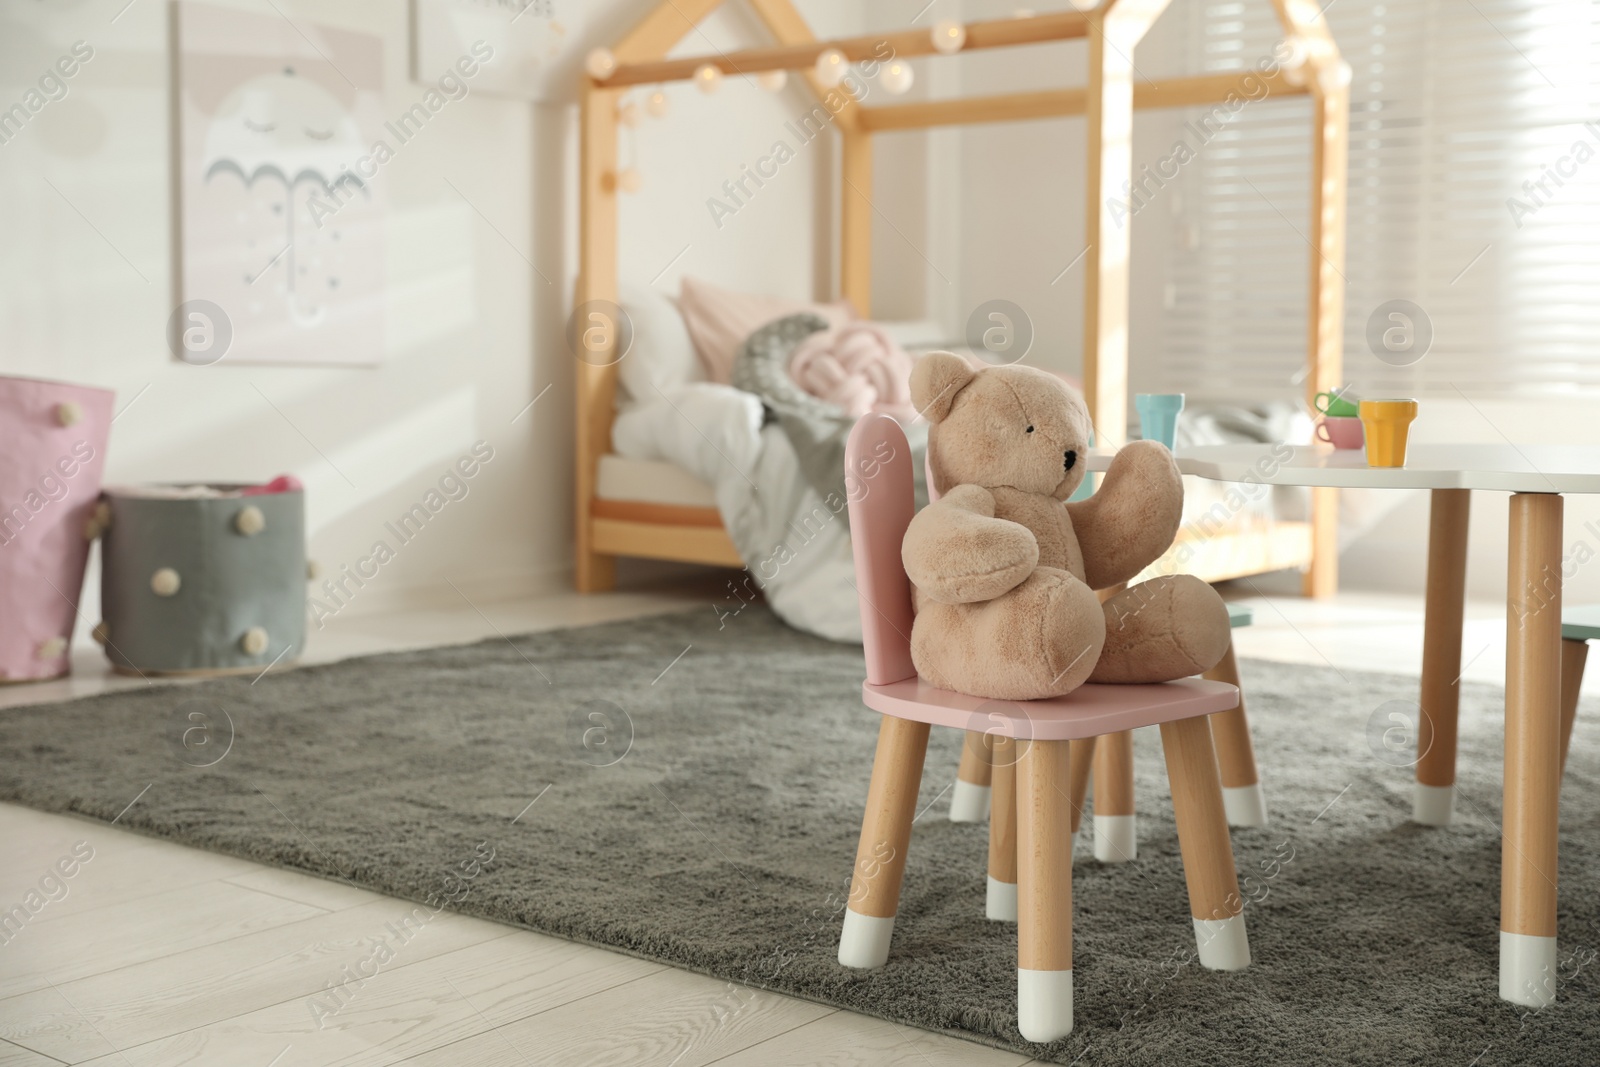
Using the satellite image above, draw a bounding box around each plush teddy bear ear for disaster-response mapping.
[910,352,976,424]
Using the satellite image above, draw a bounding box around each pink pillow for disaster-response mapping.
[788,322,917,422]
[678,276,854,384]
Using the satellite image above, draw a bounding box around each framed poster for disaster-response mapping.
[174,2,385,367]
[412,0,584,101]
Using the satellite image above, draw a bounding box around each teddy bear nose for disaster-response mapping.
[1064,450,1077,471]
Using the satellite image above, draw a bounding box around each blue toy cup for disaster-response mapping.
[1136,393,1185,450]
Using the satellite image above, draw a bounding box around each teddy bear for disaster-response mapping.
[902,352,1230,700]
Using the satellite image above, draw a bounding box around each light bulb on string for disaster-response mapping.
[814,48,848,88]
[879,60,913,95]
[931,20,966,54]
[694,63,723,94]
[585,48,616,79]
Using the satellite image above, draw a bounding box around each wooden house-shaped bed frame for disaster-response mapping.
[575,0,1348,597]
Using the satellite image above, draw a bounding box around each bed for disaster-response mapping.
[574,1,1349,615]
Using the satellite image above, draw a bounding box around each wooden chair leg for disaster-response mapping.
[1501,492,1563,1006]
[1069,736,1096,837]
[1203,640,1268,828]
[987,736,1018,921]
[1415,487,1470,825]
[1093,729,1136,862]
[1159,715,1250,971]
[839,715,930,969]
[1559,639,1588,781]
[951,730,994,823]
[1016,738,1073,1041]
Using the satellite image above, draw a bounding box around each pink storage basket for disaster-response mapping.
[0,375,114,682]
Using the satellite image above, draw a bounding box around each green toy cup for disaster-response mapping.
[1314,388,1360,418]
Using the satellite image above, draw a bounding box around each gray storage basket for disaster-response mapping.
[99,487,306,675]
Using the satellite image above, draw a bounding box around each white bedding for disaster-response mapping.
[612,381,865,641]
[596,456,717,508]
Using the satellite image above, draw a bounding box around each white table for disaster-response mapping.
[1118,442,1600,1008]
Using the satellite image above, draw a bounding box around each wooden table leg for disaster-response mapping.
[1501,492,1563,1006]
[1203,639,1268,827]
[1160,715,1250,971]
[1093,729,1136,862]
[1559,639,1588,780]
[1415,488,1470,826]
[951,730,994,823]
[1017,737,1073,1041]
[987,736,1018,921]
[839,715,930,970]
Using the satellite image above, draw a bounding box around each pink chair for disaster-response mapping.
[839,414,1249,1042]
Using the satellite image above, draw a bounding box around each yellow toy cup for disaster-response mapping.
[1359,399,1418,468]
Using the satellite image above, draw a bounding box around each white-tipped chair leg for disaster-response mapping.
[1017,739,1074,1043]
[1094,814,1137,863]
[986,875,1018,922]
[1194,915,1251,971]
[838,909,896,970]
[839,717,928,971]
[1412,782,1455,826]
[949,779,991,823]
[987,737,1019,921]
[1017,968,1073,1043]
[1222,784,1268,828]
[1500,931,1558,1006]
[1161,716,1252,979]
[953,731,994,823]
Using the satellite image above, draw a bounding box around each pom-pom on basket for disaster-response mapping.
[98,483,306,676]
[0,375,114,684]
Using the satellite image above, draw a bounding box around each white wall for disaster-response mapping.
[0,0,940,636]
[949,0,1187,389]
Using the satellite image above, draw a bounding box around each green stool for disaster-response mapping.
[1560,605,1600,777]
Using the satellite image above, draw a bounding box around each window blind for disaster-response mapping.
[1157,0,1600,400]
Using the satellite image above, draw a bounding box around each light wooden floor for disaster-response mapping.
[0,578,1530,1065]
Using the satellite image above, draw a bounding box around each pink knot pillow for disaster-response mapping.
[787,322,916,422]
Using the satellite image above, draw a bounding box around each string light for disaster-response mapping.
[584,48,616,79]
[1317,59,1353,92]
[646,89,669,117]
[931,20,966,54]
[814,48,848,88]
[694,63,723,93]
[758,69,788,92]
[879,60,914,95]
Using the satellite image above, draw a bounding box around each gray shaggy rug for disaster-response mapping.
[1,605,1597,1066]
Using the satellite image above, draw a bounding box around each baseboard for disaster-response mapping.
[313,563,574,621]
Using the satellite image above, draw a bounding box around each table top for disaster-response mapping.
[1089,444,1600,493]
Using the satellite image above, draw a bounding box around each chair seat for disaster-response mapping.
[862,677,1239,741]
[1563,604,1600,642]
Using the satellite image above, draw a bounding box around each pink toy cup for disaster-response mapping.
[1314,416,1364,450]
[0,375,114,682]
